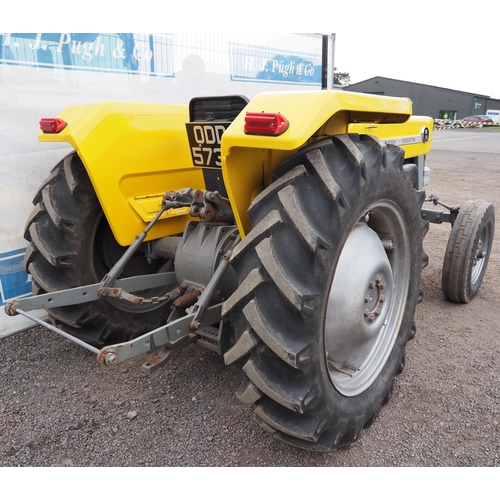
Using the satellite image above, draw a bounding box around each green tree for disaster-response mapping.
[333,67,351,86]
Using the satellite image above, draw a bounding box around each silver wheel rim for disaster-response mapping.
[471,225,491,284]
[324,201,411,397]
[471,224,491,284]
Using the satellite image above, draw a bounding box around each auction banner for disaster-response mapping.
[0,33,331,336]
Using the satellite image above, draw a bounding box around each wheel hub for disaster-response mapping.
[472,231,489,284]
[364,275,390,327]
[324,202,410,396]
[325,223,394,371]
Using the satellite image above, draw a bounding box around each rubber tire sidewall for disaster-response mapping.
[442,200,495,303]
[25,151,173,347]
[225,135,426,450]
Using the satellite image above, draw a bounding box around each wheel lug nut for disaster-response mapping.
[379,295,386,303]
[365,294,371,303]
[375,308,381,316]
[369,281,375,289]
[364,310,375,322]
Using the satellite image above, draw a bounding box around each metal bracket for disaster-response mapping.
[4,272,178,315]
[423,195,460,226]
[141,334,199,374]
[96,303,223,366]
[421,208,456,225]
[189,190,234,223]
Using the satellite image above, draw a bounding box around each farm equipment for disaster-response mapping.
[4,89,495,451]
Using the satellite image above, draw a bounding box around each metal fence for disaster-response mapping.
[433,119,496,130]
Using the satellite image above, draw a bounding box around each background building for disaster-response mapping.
[345,76,500,120]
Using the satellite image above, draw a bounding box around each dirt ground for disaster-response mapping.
[0,138,499,467]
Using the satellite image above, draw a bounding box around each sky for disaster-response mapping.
[323,1,499,99]
[6,0,499,98]
[334,31,500,99]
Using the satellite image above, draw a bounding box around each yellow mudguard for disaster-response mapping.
[221,90,433,235]
[39,102,206,246]
[40,91,433,243]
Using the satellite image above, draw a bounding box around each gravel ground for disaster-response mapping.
[0,145,499,467]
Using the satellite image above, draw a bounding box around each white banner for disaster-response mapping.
[0,32,333,336]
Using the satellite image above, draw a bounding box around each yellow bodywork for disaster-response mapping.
[40,90,433,244]
[221,90,433,235]
[39,102,205,246]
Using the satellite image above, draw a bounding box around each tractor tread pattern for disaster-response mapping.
[442,199,494,302]
[224,134,427,450]
[23,151,172,347]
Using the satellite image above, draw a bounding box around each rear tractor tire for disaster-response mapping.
[24,152,174,347]
[442,199,495,303]
[223,134,428,451]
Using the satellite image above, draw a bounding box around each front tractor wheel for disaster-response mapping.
[442,199,495,303]
[223,134,428,450]
[24,152,174,347]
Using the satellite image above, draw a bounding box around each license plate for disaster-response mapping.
[185,122,231,169]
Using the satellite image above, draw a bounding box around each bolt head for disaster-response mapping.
[105,353,117,365]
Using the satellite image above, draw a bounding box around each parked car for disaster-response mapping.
[462,115,495,126]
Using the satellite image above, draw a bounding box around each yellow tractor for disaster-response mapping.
[5,89,494,451]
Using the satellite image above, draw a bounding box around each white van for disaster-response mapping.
[486,110,500,123]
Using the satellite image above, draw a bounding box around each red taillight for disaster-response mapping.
[244,112,289,136]
[40,118,67,133]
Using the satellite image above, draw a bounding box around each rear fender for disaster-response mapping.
[221,90,432,236]
[39,102,206,246]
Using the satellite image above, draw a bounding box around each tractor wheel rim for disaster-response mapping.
[471,225,490,284]
[324,201,411,396]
